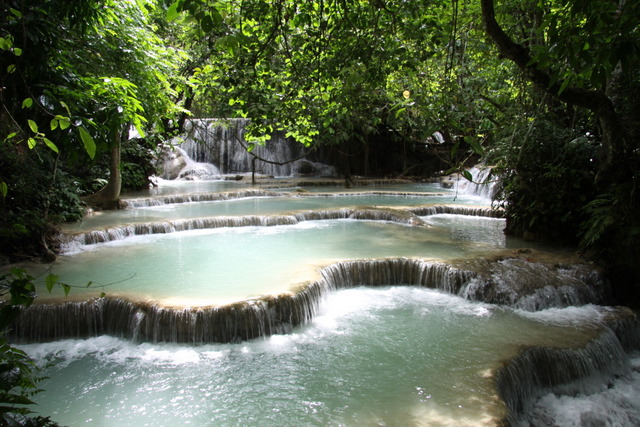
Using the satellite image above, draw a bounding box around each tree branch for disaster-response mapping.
[480,0,625,184]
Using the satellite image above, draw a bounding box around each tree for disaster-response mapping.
[170,0,497,176]
[481,0,640,297]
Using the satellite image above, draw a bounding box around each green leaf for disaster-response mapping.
[78,127,96,159]
[45,274,59,293]
[27,119,38,133]
[6,64,16,74]
[22,98,32,109]
[167,2,180,21]
[0,37,12,51]
[9,8,22,18]
[462,170,473,182]
[0,181,7,199]
[62,284,71,297]
[59,118,71,130]
[467,138,484,156]
[50,118,59,130]
[13,47,22,57]
[43,138,59,153]
[4,132,17,142]
[27,138,36,149]
[557,75,573,96]
[60,101,71,115]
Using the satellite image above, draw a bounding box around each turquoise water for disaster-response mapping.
[37,216,513,305]
[16,180,638,426]
[64,192,482,231]
[20,288,606,426]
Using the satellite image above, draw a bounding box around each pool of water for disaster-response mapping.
[64,192,484,232]
[37,216,515,305]
[20,287,607,427]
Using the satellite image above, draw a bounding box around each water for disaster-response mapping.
[19,288,619,427]
[36,216,519,305]
[11,170,640,425]
[64,192,480,232]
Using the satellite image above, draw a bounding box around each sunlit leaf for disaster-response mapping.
[79,127,96,159]
[43,138,59,153]
[167,2,180,21]
[27,119,38,133]
[22,98,33,109]
[45,274,59,293]
[27,138,36,149]
[59,117,71,130]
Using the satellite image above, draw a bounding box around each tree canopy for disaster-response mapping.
[1,0,639,423]
[0,0,637,262]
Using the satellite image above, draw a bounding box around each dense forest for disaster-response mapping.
[1,0,639,422]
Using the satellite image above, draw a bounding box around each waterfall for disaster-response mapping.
[121,189,279,208]
[10,253,631,424]
[177,118,336,177]
[158,146,221,180]
[63,204,502,248]
[496,309,640,425]
[10,255,611,344]
[442,165,499,199]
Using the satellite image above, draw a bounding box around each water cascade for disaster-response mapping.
[441,165,499,199]
[11,254,611,344]
[175,118,337,177]
[7,173,640,425]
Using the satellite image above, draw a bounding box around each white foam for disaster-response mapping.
[525,355,640,426]
[514,304,611,326]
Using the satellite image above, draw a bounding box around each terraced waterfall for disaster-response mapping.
[7,133,640,425]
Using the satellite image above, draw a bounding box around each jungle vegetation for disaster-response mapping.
[1,0,639,423]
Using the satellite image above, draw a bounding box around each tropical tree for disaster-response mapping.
[1,0,185,260]
[480,0,640,296]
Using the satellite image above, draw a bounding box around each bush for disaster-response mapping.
[0,145,85,259]
[488,115,598,244]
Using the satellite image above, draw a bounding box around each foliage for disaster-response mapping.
[489,113,598,243]
[120,138,158,191]
[1,0,186,255]
[0,144,85,259]
[526,0,640,94]
[0,269,64,426]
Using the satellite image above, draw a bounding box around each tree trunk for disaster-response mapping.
[479,0,626,187]
[81,129,123,210]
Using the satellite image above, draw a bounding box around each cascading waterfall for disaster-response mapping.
[443,165,499,199]
[121,189,279,208]
[10,255,613,344]
[177,118,336,177]
[62,204,501,247]
[496,310,640,426]
[11,253,639,425]
[9,165,639,424]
